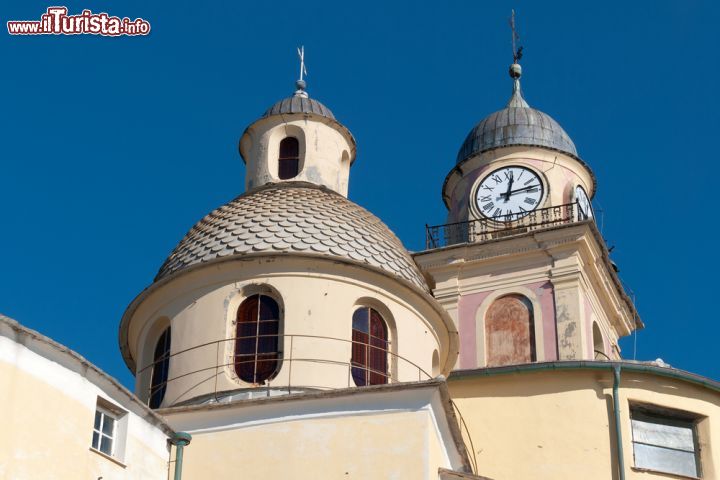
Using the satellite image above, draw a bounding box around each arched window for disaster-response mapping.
[593,322,606,360]
[485,294,535,367]
[351,307,388,386]
[278,137,300,179]
[149,327,171,409]
[235,294,281,384]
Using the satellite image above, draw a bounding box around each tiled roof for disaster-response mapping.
[156,183,428,290]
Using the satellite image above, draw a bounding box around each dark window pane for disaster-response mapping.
[278,137,300,179]
[100,435,113,455]
[352,308,369,332]
[149,326,171,409]
[259,296,280,320]
[94,411,101,430]
[278,159,299,180]
[101,415,114,435]
[92,431,99,449]
[279,137,299,158]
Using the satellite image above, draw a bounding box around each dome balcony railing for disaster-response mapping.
[425,201,590,250]
[138,333,434,408]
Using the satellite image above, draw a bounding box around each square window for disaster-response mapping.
[631,404,702,478]
[91,408,116,456]
[90,397,128,463]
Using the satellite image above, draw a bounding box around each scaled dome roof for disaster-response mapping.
[263,95,335,120]
[261,80,335,120]
[456,79,578,163]
[156,182,428,290]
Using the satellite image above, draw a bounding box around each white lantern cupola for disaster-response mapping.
[239,54,356,196]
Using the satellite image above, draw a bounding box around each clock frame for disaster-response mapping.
[472,165,546,222]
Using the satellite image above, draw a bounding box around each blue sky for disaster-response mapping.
[2,0,719,388]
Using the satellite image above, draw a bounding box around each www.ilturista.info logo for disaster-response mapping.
[7,7,150,36]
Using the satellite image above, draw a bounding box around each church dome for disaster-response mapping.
[156,182,428,290]
[456,75,578,163]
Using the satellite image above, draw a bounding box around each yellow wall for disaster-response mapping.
[180,410,435,479]
[449,368,720,480]
[0,338,170,480]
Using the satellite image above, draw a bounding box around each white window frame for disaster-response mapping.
[90,397,128,463]
[92,406,117,456]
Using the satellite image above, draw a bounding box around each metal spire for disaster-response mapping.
[294,45,308,98]
[507,10,529,108]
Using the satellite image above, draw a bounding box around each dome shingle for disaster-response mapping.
[156,183,428,290]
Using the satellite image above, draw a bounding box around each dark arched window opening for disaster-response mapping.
[351,307,388,386]
[485,295,535,367]
[278,137,300,179]
[235,294,281,384]
[149,327,171,409]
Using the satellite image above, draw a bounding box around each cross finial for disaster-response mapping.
[294,46,309,98]
[509,10,523,65]
[508,10,523,80]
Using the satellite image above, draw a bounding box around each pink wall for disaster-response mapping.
[457,280,558,368]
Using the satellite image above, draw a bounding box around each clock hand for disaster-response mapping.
[503,171,514,202]
[505,184,541,197]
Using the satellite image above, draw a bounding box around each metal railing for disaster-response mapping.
[139,333,434,407]
[425,202,590,250]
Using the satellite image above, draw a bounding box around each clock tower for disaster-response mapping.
[415,59,641,369]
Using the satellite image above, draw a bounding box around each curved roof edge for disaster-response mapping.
[0,314,176,435]
[449,360,720,393]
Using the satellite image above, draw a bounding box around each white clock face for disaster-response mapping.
[474,166,544,221]
[575,185,593,220]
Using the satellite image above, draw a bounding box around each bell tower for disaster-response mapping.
[415,31,641,370]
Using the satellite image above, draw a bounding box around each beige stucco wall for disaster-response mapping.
[448,367,720,480]
[125,255,456,407]
[0,331,170,480]
[163,382,468,479]
[181,410,430,478]
[240,114,355,196]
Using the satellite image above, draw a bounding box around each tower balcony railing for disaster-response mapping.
[425,201,589,250]
[138,333,434,408]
